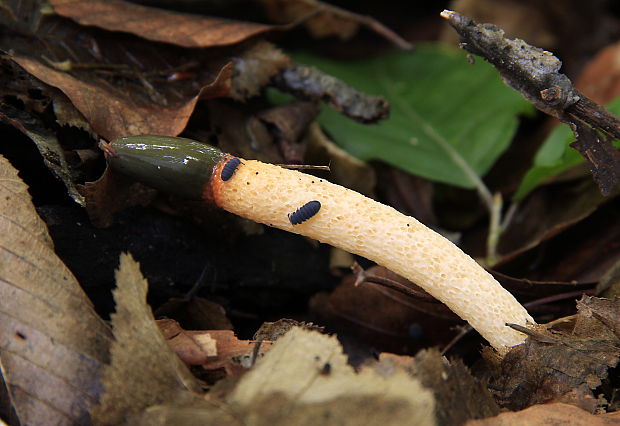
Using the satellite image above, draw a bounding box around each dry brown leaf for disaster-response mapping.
[486,297,620,411]
[258,0,412,50]
[597,259,620,298]
[310,270,460,353]
[127,327,437,425]
[155,297,234,331]
[576,296,620,341]
[0,154,112,425]
[305,122,377,197]
[158,319,217,365]
[227,327,436,425]
[465,402,620,426]
[50,0,285,48]
[91,253,203,426]
[253,318,324,341]
[261,0,358,40]
[575,41,620,105]
[52,92,95,136]
[257,101,320,163]
[80,164,158,228]
[569,121,620,197]
[10,55,233,141]
[207,100,283,163]
[0,99,85,206]
[497,178,612,269]
[158,319,273,377]
[377,166,436,227]
[378,349,499,425]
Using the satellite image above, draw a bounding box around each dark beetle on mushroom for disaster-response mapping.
[221,157,242,181]
[288,200,321,225]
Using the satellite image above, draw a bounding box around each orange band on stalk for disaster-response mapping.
[203,154,235,204]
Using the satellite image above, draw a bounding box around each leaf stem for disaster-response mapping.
[376,65,494,208]
[486,192,503,266]
[376,65,511,265]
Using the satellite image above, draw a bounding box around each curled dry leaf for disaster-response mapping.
[158,319,218,366]
[157,318,272,377]
[52,93,94,136]
[50,0,286,48]
[0,99,85,205]
[0,155,112,425]
[465,402,620,426]
[10,55,233,141]
[256,100,320,163]
[80,164,158,228]
[258,0,413,50]
[206,100,283,163]
[0,57,91,204]
[91,253,202,426]
[497,178,612,267]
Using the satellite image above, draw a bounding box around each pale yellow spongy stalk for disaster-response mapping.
[214,160,534,350]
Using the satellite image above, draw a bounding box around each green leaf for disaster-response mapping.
[514,97,620,201]
[291,45,532,189]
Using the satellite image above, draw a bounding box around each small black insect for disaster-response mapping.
[288,200,321,225]
[221,157,241,181]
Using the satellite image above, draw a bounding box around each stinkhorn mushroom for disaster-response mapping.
[103,135,534,352]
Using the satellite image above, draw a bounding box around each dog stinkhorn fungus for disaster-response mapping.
[104,135,534,352]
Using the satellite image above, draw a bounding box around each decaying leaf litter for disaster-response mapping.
[1,0,620,425]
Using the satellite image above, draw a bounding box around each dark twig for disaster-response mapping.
[272,63,389,124]
[305,0,414,51]
[441,325,472,355]
[568,121,620,195]
[440,10,579,119]
[523,289,596,309]
[351,261,438,302]
[250,340,263,367]
[185,263,213,299]
[441,10,620,195]
[442,289,595,352]
[276,164,331,172]
[505,323,557,343]
[567,96,620,140]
